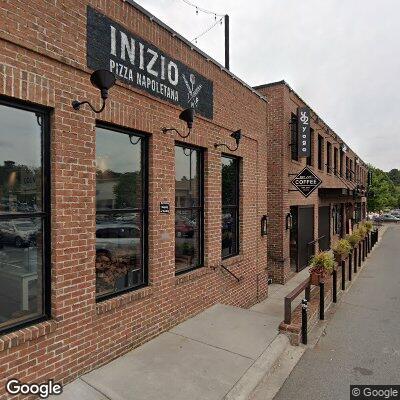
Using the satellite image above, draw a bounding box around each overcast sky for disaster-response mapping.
[136,0,399,171]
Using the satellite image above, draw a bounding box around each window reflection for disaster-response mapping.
[96,127,146,299]
[0,102,47,333]
[221,156,239,258]
[0,106,42,214]
[175,145,203,273]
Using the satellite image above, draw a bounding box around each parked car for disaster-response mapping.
[374,214,400,223]
[96,223,141,261]
[0,220,38,247]
[175,216,195,238]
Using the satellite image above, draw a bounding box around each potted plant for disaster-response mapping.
[309,251,335,286]
[345,231,361,248]
[332,238,352,263]
[358,224,367,239]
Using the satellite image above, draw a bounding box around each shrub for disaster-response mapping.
[346,231,361,247]
[365,221,373,232]
[332,239,352,258]
[358,224,367,238]
[309,251,335,276]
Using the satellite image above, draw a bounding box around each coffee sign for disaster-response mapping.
[86,6,214,119]
[291,167,322,197]
[297,107,310,157]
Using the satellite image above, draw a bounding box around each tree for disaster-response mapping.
[367,165,400,211]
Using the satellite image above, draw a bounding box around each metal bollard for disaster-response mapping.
[341,260,346,290]
[352,248,356,273]
[358,243,362,267]
[301,299,308,345]
[333,269,337,303]
[349,249,357,281]
[319,281,325,320]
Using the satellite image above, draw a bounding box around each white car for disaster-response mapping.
[0,220,38,247]
[96,223,141,262]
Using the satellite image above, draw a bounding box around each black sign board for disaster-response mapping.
[291,167,322,197]
[297,107,310,157]
[86,6,214,119]
[160,202,170,214]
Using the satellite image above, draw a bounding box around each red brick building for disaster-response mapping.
[0,1,368,396]
[256,81,368,284]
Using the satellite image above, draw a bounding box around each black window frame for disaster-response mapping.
[95,122,148,302]
[174,142,204,275]
[326,141,332,173]
[0,96,51,335]
[318,134,324,170]
[306,128,314,166]
[221,154,240,260]
[290,114,298,161]
[333,147,338,175]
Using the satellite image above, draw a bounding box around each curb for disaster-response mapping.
[224,334,289,400]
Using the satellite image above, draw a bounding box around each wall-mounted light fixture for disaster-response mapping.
[286,212,293,230]
[72,69,116,113]
[161,108,195,138]
[261,215,268,236]
[214,129,242,152]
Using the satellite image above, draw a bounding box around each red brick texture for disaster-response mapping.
[257,82,368,284]
[0,1,268,397]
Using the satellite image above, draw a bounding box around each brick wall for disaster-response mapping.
[0,1,269,397]
[257,82,368,284]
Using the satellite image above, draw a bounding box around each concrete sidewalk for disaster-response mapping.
[53,271,310,400]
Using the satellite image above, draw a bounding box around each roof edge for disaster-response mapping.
[124,0,267,102]
[253,80,367,167]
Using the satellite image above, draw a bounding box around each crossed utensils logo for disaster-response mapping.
[182,73,203,108]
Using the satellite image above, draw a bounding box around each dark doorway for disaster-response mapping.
[289,206,298,272]
[298,206,314,271]
[318,206,331,251]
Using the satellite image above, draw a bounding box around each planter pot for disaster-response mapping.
[310,271,325,286]
[334,253,346,264]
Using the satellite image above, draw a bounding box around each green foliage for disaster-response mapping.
[358,224,367,238]
[365,221,373,231]
[345,231,361,247]
[309,251,335,274]
[367,165,400,211]
[332,239,352,258]
[387,169,400,185]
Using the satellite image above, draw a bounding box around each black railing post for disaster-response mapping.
[301,299,308,345]
[362,239,366,261]
[333,269,337,303]
[352,249,356,273]
[349,249,357,281]
[359,242,362,267]
[341,260,346,290]
[319,281,325,320]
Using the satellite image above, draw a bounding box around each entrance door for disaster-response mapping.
[289,206,298,272]
[297,206,314,271]
[318,206,331,251]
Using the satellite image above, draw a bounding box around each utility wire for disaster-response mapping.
[181,0,224,17]
[193,16,224,42]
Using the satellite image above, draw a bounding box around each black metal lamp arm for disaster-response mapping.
[72,98,106,114]
[214,142,239,152]
[161,127,191,139]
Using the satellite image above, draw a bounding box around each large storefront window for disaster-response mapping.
[95,125,147,300]
[0,100,50,334]
[175,144,203,274]
[221,155,239,258]
[332,204,342,236]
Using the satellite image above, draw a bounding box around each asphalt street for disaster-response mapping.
[274,224,400,400]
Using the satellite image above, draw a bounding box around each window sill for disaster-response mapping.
[96,286,154,315]
[0,320,57,352]
[222,254,244,267]
[175,266,209,286]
